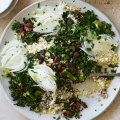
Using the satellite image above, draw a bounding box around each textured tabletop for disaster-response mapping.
[0,0,120,120]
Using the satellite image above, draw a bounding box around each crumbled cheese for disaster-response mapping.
[47,58,53,63]
[26,37,54,54]
[94,50,119,66]
[59,1,81,12]
[74,77,111,97]
[45,52,50,57]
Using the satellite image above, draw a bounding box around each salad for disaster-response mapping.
[0,1,119,120]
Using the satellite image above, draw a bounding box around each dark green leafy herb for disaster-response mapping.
[11,21,20,31]
[4,41,9,45]
[21,32,40,44]
[38,3,40,8]
[111,44,117,51]
[113,88,116,91]
[8,71,44,112]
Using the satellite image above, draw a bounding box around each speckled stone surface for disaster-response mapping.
[0,0,120,120]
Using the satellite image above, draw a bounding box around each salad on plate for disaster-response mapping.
[0,1,119,120]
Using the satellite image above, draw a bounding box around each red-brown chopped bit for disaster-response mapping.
[24,23,33,28]
[64,110,73,118]
[58,72,62,77]
[54,56,59,63]
[39,59,43,64]
[24,19,29,24]
[30,53,34,57]
[19,88,22,93]
[77,115,80,119]
[17,25,24,33]
[60,41,65,46]
[74,10,81,16]
[58,64,62,70]
[62,67,65,70]
[29,28,33,32]
[24,23,33,32]
[20,31,26,37]
[76,45,81,47]
[76,102,81,107]
[74,108,80,113]
[81,102,88,108]
[67,17,74,25]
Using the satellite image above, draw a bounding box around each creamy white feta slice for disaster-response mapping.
[0,40,27,72]
[28,65,57,92]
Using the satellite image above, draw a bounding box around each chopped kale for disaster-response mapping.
[111,44,117,51]
[21,32,41,44]
[11,21,21,31]
[8,71,44,112]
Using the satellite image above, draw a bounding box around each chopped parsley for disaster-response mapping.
[11,21,20,31]
[113,88,116,91]
[111,44,117,51]
[4,41,9,45]
[38,3,40,8]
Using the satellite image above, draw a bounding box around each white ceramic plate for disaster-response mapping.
[0,0,18,18]
[0,0,13,14]
[0,0,120,120]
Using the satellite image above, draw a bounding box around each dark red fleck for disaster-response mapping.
[75,42,81,45]
[19,88,22,93]
[39,59,43,64]
[20,31,26,36]
[60,41,65,46]
[74,10,82,17]
[77,115,80,119]
[62,67,65,70]
[67,17,74,25]
[64,110,72,118]
[29,28,33,32]
[81,102,87,108]
[24,23,33,32]
[24,19,29,24]
[24,23,33,28]
[75,108,80,113]
[76,102,81,107]
[58,64,62,70]
[30,53,34,57]
[54,57,59,63]
[76,45,81,47]
[72,43,76,46]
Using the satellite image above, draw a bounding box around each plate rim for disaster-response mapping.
[0,0,120,120]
